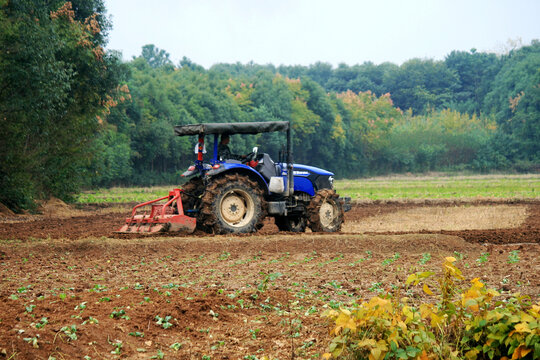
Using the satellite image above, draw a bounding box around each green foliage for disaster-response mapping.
[484,41,540,165]
[0,0,127,211]
[322,257,540,360]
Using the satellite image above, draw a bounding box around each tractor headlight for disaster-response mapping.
[329,176,334,189]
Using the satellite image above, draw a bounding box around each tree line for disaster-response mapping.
[1,1,538,211]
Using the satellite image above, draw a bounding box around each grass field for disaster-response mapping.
[76,174,540,204]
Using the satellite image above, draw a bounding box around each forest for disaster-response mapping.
[0,0,539,211]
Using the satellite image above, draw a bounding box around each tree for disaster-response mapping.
[445,49,501,114]
[140,44,173,69]
[383,59,458,114]
[0,0,126,210]
[484,40,540,164]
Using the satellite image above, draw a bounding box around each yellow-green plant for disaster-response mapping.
[323,257,539,360]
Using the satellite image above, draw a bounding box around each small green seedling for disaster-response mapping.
[24,335,39,348]
[476,252,489,265]
[155,315,173,329]
[507,250,520,264]
[419,253,431,265]
[60,325,78,341]
[35,317,48,329]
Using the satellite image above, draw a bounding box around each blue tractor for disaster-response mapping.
[118,121,350,234]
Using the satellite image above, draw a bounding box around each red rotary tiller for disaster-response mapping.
[116,188,196,234]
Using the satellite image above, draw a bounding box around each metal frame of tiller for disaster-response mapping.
[116,188,196,234]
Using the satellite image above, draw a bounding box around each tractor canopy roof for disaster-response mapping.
[174,121,289,136]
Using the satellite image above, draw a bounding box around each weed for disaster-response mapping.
[129,331,144,337]
[170,342,183,350]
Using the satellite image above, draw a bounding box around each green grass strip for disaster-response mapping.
[76,174,539,204]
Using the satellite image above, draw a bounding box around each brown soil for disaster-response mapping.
[0,200,539,359]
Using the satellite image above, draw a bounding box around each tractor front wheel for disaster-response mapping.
[199,174,266,234]
[307,189,344,232]
[275,216,307,232]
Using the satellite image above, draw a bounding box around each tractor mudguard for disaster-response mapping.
[206,163,269,193]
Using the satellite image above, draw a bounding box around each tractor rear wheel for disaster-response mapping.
[199,174,266,234]
[307,189,344,232]
[275,216,307,232]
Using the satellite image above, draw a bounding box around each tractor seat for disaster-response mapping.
[256,153,279,181]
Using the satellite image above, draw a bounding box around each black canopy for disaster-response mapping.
[174,121,289,136]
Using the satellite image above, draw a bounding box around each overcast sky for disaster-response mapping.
[103,0,540,68]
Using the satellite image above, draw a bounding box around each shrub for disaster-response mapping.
[323,257,539,360]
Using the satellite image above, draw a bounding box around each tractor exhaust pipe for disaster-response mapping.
[287,122,294,197]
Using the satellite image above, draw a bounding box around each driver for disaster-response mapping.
[218,134,247,161]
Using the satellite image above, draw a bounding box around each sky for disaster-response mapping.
[103,0,540,69]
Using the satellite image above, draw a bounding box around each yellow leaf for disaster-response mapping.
[465,349,480,359]
[370,340,388,360]
[340,308,351,316]
[445,256,456,262]
[512,345,532,359]
[430,312,446,327]
[406,274,417,286]
[322,353,332,360]
[470,278,484,289]
[423,283,433,295]
[514,322,532,333]
[357,339,377,348]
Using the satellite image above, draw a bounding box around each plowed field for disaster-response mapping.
[1,200,539,359]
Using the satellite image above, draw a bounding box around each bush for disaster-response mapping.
[323,257,539,360]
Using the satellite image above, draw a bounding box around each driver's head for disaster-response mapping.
[220,134,230,145]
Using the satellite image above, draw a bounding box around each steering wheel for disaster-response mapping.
[244,146,258,163]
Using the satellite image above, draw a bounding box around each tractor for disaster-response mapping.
[117,121,351,234]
